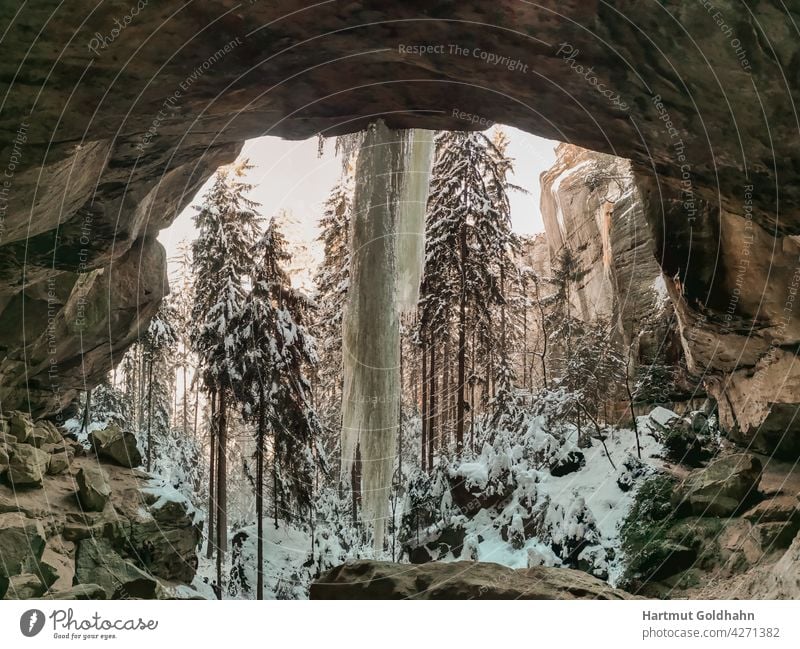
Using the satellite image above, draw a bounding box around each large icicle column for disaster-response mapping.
[341,122,433,551]
[396,129,434,314]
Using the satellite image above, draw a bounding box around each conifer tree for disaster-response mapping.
[232,217,325,600]
[190,160,261,595]
[419,129,520,455]
[312,176,352,453]
[141,301,178,472]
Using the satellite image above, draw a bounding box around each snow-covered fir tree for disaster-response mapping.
[232,216,326,599]
[312,175,352,454]
[140,300,178,472]
[190,160,262,594]
[485,129,524,427]
[418,129,521,458]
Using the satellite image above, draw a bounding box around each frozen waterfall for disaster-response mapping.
[341,122,433,551]
[396,129,434,314]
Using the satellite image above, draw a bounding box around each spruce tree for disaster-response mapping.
[141,300,178,472]
[190,160,261,596]
[312,176,352,453]
[232,217,325,600]
[419,130,520,455]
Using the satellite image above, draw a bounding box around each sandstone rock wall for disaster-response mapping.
[537,144,667,344]
[0,411,202,600]
[527,143,687,396]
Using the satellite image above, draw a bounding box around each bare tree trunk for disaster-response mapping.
[146,358,153,472]
[413,344,419,411]
[398,342,403,485]
[182,363,188,437]
[500,267,507,364]
[624,350,642,459]
[215,388,229,597]
[470,329,476,451]
[577,402,616,471]
[80,389,92,435]
[442,336,451,449]
[173,366,178,429]
[351,444,361,526]
[137,347,145,433]
[484,362,490,410]
[455,221,467,454]
[193,383,200,438]
[428,340,436,471]
[489,353,495,399]
[534,277,548,390]
[273,449,279,530]
[421,341,428,470]
[256,387,265,601]
[206,388,217,560]
[522,303,528,392]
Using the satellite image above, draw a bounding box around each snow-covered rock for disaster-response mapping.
[648,406,681,431]
[311,559,637,600]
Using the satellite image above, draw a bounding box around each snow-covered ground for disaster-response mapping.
[194,521,314,599]
[440,418,664,585]
[195,410,668,597]
[67,388,671,597]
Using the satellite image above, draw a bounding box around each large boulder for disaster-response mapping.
[672,454,762,517]
[7,412,34,444]
[45,584,107,600]
[743,496,799,525]
[125,489,202,583]
[3,573,46,599]
[6,444,50,487]
[311,560,635,600]
[44,442,73,475]
[29,421,62,448]
[0,513,46,579]
[76,466,111,512]
[88,424,142,468]
[75,538,158,599]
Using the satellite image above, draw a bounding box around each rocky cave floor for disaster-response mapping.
[2,408,800,600]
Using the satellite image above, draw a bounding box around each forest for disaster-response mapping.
[63,125,722,600]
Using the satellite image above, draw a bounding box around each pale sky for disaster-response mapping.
[158,126,558,275]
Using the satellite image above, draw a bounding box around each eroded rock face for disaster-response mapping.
[672,454,762,517]
[311,560,636,600]
[0,414,202,599]
[0,239,168,417]
[532,144,684,382]
[1,2,799,450]
[538,145,666,333]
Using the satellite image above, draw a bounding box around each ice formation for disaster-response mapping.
[341,122,432,551]
[396,129,434,314]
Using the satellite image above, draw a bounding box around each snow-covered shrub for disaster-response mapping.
[311,487,372,575]
[617,452,648,492]
[645,407,719,467]
[400,406,663,582]
[618,473,679,587]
